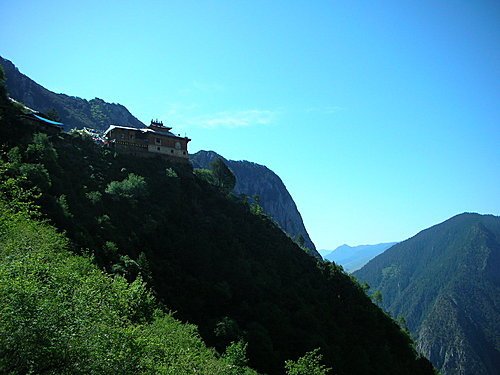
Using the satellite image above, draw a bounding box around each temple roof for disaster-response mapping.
[149,119,172,131]
[104,124,190,141]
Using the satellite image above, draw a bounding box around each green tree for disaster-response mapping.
[85,190,102,205]
[372,290,383,305]
[105,173,148,201]
[215,316,242,343]
[210,158,236,194]
[137,252,152,277]
[0,158,41,216]
[19,163,52,192]
[165,167,178,178]
[223,341,250,369]
[194,168,216,185]
[57,194,73,218]
[284,349,332,375]
[250,195,264,216]
[111,254,140,280]
[295,234,306,248]
[26,132,58,165]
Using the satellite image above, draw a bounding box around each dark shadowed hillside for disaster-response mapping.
[0,56,144,131]
[354,213,500,375]
[191,150,318,257]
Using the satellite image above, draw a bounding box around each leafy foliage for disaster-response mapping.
[0,202,258,375]
[26,132,58,164]
[194,168,216,185]
[285,349,332,375]
[194,158,236,196]
[210,157,236,194]
[105,173,148,200]
[165,167,178,178]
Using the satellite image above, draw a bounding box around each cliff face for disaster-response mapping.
[190,150,319,257]
[0,56,144,131]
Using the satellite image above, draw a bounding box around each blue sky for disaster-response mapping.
[1,1,499,249]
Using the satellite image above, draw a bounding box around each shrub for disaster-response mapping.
[285,349,332,375]
[105,173,148,200]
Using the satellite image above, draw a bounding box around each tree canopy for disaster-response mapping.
[210,157,236,194]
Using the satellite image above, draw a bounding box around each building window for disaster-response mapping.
[129,134,134,139]
[175,141,181,150]
[171,150,174,153]
[155,137,161,144]
[157,146,160,151]
[183,151,186,155]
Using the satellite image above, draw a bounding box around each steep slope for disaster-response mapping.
[0,56,144,131]
[0,201,257,374]
[190,150,318,256]
[0,79,434,374]
[324,242,397,272]
[354,214,500,375]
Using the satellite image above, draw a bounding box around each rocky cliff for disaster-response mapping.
[0,56,144,131]
[190,150,319,257]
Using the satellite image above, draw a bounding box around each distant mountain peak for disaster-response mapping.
[323,242,397,272]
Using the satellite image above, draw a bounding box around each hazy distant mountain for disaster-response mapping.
[190,150,319,257]
[354,213,500,375]
[323,242,397,272]
[0,56,144,131]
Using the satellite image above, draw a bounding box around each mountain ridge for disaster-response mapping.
[0,55,145,131]
[354,212,500,375]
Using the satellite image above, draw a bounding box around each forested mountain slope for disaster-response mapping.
[191,150,318,256]
[354,213,500,375]
[0,56,144,131]
[0,67,435,375]
[0,202,258,374]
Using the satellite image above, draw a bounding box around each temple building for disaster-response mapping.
[104,120,191,160]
